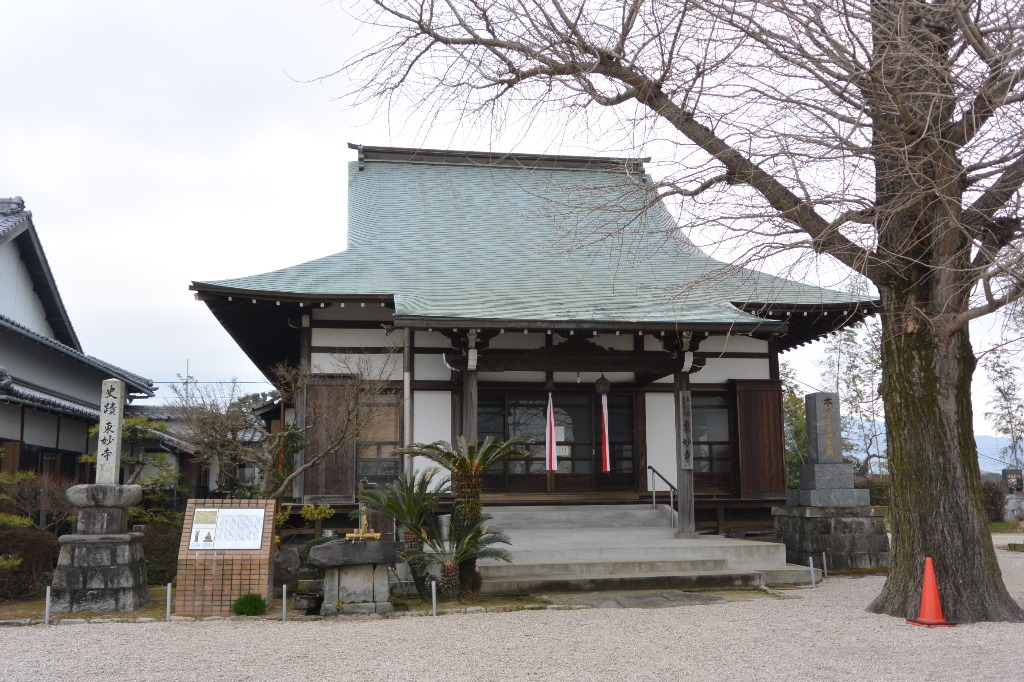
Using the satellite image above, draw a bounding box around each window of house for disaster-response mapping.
[356,394,402,486]
[478,392,635,484]
[691,393,732,473]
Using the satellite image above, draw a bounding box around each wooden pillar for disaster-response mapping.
[293,316,311,500]
[674,367,696,536]
[462,369,478,444]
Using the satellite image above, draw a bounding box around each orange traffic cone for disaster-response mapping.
[907,557,957,627]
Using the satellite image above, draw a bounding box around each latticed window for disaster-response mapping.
[355,394,401,486]
[692,393,733,474]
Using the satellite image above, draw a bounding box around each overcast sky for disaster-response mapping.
[0,2,1012,467]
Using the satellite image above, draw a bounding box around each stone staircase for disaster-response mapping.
[478,504,817,595]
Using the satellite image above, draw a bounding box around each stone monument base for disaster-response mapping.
[773,506,890,571]
[322,564,394,615]
[51,532,149,612]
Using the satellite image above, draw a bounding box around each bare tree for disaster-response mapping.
[983,347,1024,470]
[171,353,398,500]
[341,0,1024,620]
[820,315,887,475]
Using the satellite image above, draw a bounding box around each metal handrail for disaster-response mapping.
[647,466,677,529]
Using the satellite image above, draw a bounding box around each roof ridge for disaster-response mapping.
[348,143,649,172]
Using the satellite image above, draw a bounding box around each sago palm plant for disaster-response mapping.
[352,467,449,600]
[394,436,530,594]
[404,509,513,601]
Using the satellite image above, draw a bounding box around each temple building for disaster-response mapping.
[191,146,875,532]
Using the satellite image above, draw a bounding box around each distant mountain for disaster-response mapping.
[975,435,1019,473]
[843,421,1016,473]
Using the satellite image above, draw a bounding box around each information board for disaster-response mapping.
[187,507,266,550]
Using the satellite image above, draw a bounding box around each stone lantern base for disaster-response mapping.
[50,484,149,613]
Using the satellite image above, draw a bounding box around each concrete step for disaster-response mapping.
[486,509,672,530]
[488,539,787,567]
[480,569,765,595]
[479,558,730,578]
[502,527,680,542]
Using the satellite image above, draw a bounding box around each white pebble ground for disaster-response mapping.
[3,534,1023,682]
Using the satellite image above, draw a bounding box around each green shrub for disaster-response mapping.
[232,593,267,616]
[981,480,1008,522]
[0,528,58,597]
[141,515,185,585]
[297,536,332,579]
[854,475,891,506]
[0,512,33,530]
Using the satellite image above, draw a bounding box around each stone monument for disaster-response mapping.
[773,392,890,570]
[51,379,149,612]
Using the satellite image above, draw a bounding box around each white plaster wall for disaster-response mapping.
[22,410,58,448]
[412,391,452,474]
[0,241,54,338]
[311,328,402,348]
[0,403,22,441]
[309,352,402,380]
[2,329,109,404]
[699,335,769,353]
[59,419,89,452]
[645,392,676,490]
[690,358,769,383]
[414,353,451,381]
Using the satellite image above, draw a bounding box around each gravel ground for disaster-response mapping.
[3,535,1022,682]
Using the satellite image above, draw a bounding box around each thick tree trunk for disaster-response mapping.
[867,294,1023,622]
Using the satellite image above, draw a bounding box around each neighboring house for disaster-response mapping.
[0,197,155,482]
[191,146,876,530]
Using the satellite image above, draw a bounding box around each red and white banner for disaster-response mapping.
[545,392,558,471]
[600,393,611,472]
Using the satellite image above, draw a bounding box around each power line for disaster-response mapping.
[153,381,273,384]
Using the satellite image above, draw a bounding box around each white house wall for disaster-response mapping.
[22,410,58,449]
[1,330,106,405]
[0,403,21,442]
[414,353,451,381]
[412,390,451,473]
[690,358,769,383]
[309,352,403,381]
[0,240,53,339]
[311,328,400,348]
[59,419,88,452]
[645,392,676,490]
[698,335,769,353]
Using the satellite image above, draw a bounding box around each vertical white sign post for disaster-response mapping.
[95,379,125,485]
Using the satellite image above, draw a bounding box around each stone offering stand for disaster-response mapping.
[307,540,403,615]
